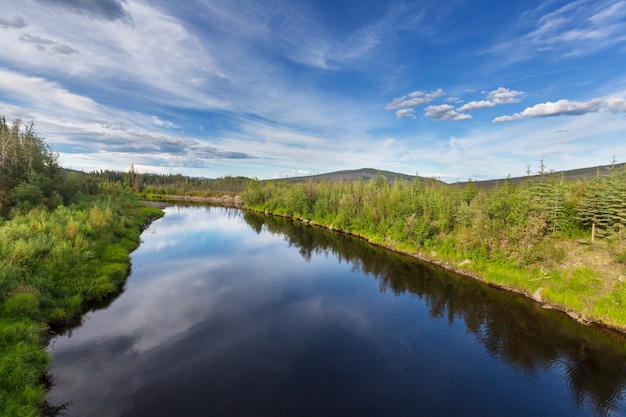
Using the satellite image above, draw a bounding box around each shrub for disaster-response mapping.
[4,292,39,319]
[9,183,43,210]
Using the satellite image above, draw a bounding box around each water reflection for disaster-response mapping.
[46,206,626,417]
[250,211,626,416]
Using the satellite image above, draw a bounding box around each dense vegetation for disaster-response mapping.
[90,167,249,197]
[0,118,162,417]
[243,165,626,330]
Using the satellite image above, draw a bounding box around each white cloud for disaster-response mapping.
[0,68,99,113]
[492,114,522,123]
[0,69,254,169]
[151,116,177,129]
[606,97,626,112]
[420,110,626,181]
[492,97,626,122]
[0,1,230,110]
[522,98,603,117]
[458,87,525,112]
[385,88,445,110]
[525,0,626,55]
[395,108,416,119]
[487,86,525,103]
[425,104,472,122]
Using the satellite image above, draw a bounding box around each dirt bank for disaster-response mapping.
[139,194,244,208]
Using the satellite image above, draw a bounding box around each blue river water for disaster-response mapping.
[46,205,626,417]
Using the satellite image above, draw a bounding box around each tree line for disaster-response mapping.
[244,165,626,256]
[90,167,249,196]
[0,118,100,217]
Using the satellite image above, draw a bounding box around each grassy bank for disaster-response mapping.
[242,172,626,333]
[0,187,162,417]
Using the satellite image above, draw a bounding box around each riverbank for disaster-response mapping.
[244,206,626,335]
[134,193,626,334]
[240,173,626,335]
[0,192,163,417]
[136,193,244,208]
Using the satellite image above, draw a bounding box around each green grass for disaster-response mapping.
[0,190,162,417]
[591,282,626,327]
[541,268,601,313]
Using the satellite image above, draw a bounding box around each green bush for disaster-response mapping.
[9,184,43,210]
[4,292,39,319]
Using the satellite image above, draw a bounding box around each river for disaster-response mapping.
[46,205,626,416]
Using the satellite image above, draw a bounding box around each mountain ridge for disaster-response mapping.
[269,163,626,187]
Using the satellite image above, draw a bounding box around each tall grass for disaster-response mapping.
[0,187,162,417]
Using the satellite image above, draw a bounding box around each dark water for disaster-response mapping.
[46,206,626,417]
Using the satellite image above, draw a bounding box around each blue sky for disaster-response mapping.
[1,0,625,181]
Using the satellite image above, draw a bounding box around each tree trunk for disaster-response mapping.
[591,222,596,243]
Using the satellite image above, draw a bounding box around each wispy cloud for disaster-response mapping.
[525,0,626,55]
[0,69,254,169]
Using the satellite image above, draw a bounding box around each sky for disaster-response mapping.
[1,0,625,181]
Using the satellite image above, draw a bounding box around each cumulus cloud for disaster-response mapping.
[492,98,626,122]
[389,87,523,121]
[492,114,522,123]
[0,13,27,28]
[395,108,416,119]
[425,104,472,122]
[523,99,603,117]
[386,88,445,110]
[458,87,525,112]
[33,0,131,22]
[606,98,626,112]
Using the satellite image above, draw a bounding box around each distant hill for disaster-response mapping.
[266,163,626,188]
[462,162,626,189]
[275,168,424,183]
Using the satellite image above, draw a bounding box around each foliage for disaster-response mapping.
[0,117,101,217]
[0,188,162,416]
[577,164,626,240]
[242,165,626,330]
[90,168,251,196]
[0,116,164,416]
